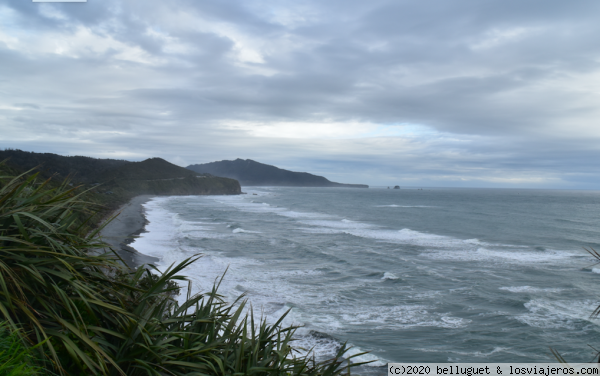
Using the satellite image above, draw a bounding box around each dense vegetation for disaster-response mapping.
[0,167,364,374]
[0,149,241,217]
[0,322,46,375]
[0,149,131,184]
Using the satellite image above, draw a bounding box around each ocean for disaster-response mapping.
[130,187,600,373]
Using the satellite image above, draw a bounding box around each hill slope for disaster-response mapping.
[187,159,368,188]
[0,149,241,210]
[98,157,204,181]
[0,149,129,183]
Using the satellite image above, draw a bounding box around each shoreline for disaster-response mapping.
[99,195,160,268]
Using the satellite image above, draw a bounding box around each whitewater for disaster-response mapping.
[130,187,600,374]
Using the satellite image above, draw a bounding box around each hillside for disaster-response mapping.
[187,159,368,188]
[0,149,241,212]
[98,158,240,198]
[0,149,129,183]
[98,157,205,182]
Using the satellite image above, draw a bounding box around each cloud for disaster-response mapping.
[1,0,600,187]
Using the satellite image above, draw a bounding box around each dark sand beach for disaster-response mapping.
[99,195,159,268]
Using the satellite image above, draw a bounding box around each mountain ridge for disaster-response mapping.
[0,150,242,209]
[186,158,368,188]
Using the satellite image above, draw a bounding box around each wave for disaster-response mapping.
[208,195,332,219]
[232,228,262,234]
[297,221,464,247]
[516,299,600,330]
[499,286,566,293]
[299,219,375,230]
[375,205,435,208]
[130,191,598,365]
[203,192,546,260]
[131,205,386,364]
[421,247,582,264]
[292,331,387,367]
[381,272,400,280]
[338,304,470,330]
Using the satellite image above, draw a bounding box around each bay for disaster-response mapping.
[130,187,600,373]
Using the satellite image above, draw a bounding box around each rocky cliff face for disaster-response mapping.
[187,158,368,188]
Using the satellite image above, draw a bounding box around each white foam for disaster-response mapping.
[351,228,460,247]
[516,299,600,329]
[299,219,375,230]
[382,272,399,280]
[232,228,262,234]
[205,195,332,219]
[278,210,331,218]
[339,305,470,329]
[463,238,528,248]
[422,247,581,264]
[298,223,469,248]
[288,331,387,366]
[375,205,434,208]
[592,268,600,274]
[344,346,388,367]
[130,197,180,259]
[291,332,341,358]
[499,286,565,293]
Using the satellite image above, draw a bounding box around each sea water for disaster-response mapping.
[130,187,600,373]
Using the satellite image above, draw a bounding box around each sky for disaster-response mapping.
[1,0,600,188]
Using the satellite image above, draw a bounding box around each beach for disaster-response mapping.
[99,195,159,268]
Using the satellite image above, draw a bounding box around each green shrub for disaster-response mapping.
[0,322,47,375]
[0,168,134,374]
[0,167,365,375]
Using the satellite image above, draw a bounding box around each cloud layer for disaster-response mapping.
[2,0,600,187]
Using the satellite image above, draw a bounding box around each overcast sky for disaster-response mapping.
[2,0,600,188]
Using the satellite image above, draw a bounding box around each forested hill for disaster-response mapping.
[187,159,369,188]
[0,150,242,207]
[0,149,130,183]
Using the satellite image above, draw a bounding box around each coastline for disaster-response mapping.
[99,195,160,268]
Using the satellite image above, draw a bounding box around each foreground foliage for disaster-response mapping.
[0,322,47,375]
[0,167,364,375]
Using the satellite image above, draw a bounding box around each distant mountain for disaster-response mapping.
[0,149,242,199]
[98,157,203,182]
[186,159,368,188]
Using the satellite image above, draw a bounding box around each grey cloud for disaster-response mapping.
[14,103,40,109]
[2,0,600,187]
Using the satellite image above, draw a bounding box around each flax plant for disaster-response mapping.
[0,169,130,375]
[0,166,365,375]
[0,322,48,375]
[107,261,367,376]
